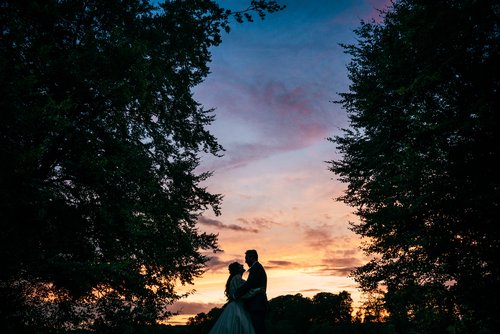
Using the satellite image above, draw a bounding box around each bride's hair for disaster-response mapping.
[224,262,243,300]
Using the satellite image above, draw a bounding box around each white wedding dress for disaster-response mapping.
[209,274,256,334]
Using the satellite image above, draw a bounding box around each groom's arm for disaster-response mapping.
[234,272,257,298]
[234,265,263,299]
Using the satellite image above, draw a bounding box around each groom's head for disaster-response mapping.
[245,249,258,267]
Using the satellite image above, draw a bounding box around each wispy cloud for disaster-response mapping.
[300,288,322,293]
[307,247,368,277]
[245,80,335,143]
[207,143,276,170]
[266,260,297,270]
[303,224,337,250]
[198,216,259,233]
[197,77,344,170]
[299,229,367,277]
[312,266,356,277]
[236,217,278,229]
[205,255,231,272]
[322,257,363,268]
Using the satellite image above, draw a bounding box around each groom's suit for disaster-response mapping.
[235,261,268,334]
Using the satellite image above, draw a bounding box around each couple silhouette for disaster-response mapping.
[209,249,268,334]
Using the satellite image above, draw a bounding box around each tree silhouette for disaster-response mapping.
[186,306,222,333]
[329,0,500,332]
[188,291,403,334]
[267,293,313,333]
[358,290,387,323]
[311,291,352,326]
[0,0,283,331]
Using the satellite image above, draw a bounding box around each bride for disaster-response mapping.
[209,262,261,334]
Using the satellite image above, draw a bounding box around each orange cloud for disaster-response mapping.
[266,260,298,270]
[303,224,336,249]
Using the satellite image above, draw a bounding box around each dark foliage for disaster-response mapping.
[329,0,500,333]
[185,305,223,333]
[0,0,283,332]
[267,293,313,333]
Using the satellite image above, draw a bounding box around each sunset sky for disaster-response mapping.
[167,0,391,324]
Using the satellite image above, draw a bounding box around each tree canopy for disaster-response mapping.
[0,0,283,331]
[330,0,500,332]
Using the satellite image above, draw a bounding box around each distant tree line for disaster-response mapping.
[183,291,396,334]
[15,291,393,334]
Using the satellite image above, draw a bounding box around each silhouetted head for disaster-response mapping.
[245,249,258,267]
[225,262,245,300]
[228,261,245,276]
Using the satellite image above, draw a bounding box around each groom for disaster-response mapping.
[234,249,268,334]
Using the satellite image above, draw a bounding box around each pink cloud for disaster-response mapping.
[206,79,333,145]
[199,78,342,170]
[246,80,332,144]
[205,256,231,272]
[303,224,336,249]
[236,217,279,229]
